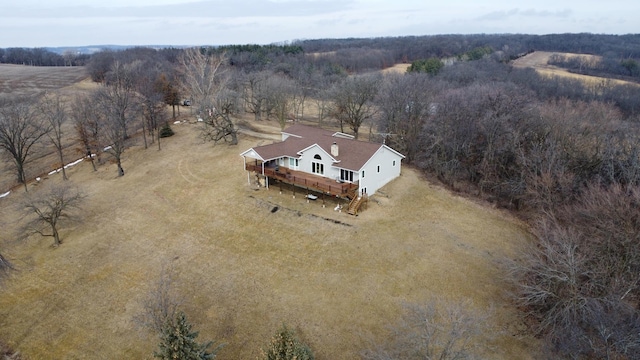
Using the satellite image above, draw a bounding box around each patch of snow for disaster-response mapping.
[197,118,203,122]
[0,191,10,198]
[103,145,112,151]
[174,120,181,124]
[64,158,83,169]
[36,177,41,181]
[48,168,61,175]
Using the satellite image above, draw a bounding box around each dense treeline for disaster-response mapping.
[296,33,640,69]
[0,47,89,66]
[376,58,640,358]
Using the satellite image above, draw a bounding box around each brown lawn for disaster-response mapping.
[0,68,541,359]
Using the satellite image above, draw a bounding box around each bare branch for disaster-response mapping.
[21,183,85,247]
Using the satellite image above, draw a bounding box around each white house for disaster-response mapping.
[240,124,405,199]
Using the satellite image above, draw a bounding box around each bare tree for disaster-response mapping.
[264,75,295,129]
[328,74,381,139]
[508,198,640,359]
[100,103,128,176]
[22,183,84,247]
[39,93,69,180]
[0,99,50,191]
[141,93,169,151]
[361,298,490,360]
[376,73,438,163]
[70,94,102,171]
[135,264,183,334]
[97,60,140,140]
[180,48,237,145]
[180,47,226,117]
[200,89,239,145]
[240,70,269,121]
[136,63,170,151]
[93,61,141,176]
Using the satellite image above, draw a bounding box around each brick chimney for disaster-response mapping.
[331,142,339,157]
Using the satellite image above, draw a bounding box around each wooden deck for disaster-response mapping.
[245,163,358,199]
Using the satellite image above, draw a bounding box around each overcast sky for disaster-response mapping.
[0,0,637,48]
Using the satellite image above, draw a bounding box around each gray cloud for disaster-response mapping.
[477,8,572,21]
[1,0,352,19]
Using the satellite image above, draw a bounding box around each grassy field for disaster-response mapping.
[511,51,637,87]
[0,66,540,359]
[0,64,88,100]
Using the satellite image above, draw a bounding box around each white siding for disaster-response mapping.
[298,145,337,179]
[358,146,403,195]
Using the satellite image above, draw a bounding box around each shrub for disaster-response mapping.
[159,124,175,138]
[261,324,314,360]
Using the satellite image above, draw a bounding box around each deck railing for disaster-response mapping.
[245,163,358,198]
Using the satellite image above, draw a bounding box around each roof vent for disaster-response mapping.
[331,142,339,157]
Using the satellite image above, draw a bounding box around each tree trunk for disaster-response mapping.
[230,132,238,146]
[16,164,29,191]
[86,148,97,171]
[117,160,125,177]
[141,120,148,149]
[52,227,61,247]
[58,149,68,180]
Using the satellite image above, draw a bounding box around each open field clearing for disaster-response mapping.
[0,64,88,100]
[381,63,410,74]
[0,118,540,359]
[512,51,637,87]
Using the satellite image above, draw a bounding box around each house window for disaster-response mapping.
[340,169,353,182]
[279,158,284,166]
[377,165,380,173]
[312,162,324,175]
[314,154,322,160]
[393,160,396,167]
[289,158,299,168]
[362,170,365,178]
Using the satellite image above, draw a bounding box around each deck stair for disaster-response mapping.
[347,194,368,215]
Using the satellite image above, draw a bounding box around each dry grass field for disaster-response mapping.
[0,67,540,359]
[381,63,410,74]
[511,51,637,87]
[0,64,88,100]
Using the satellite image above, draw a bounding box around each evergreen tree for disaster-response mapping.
[261,324,314,360]
[154,312,220,360]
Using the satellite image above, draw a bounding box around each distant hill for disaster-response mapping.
[45,44,193,55]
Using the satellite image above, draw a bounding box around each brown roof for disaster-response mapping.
[244,124,402,171]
